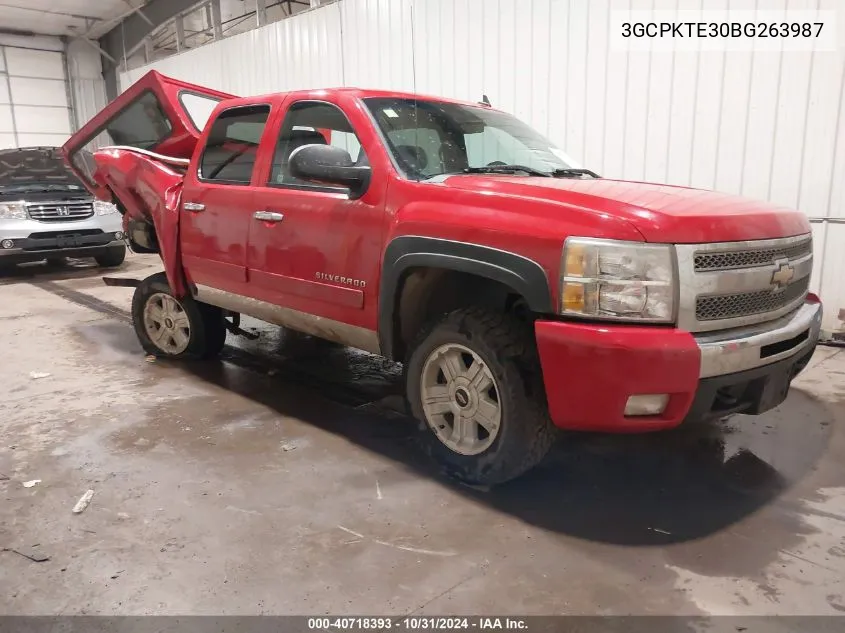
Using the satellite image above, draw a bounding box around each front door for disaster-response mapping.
[249,98,387,351]
[180,104,273,295]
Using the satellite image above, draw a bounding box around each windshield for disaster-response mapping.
[364,97,576,180]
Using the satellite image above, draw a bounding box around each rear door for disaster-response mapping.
[61,70,234,199]
[179,103,274,294]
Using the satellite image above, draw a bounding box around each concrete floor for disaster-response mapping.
[1,253,845,616]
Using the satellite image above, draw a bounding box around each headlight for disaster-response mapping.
[0,202,27,220]
[561,237,676,322]
[94,200,118,215]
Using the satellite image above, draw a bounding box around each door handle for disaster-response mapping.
[253,211,285,223]
[183,202,205,212]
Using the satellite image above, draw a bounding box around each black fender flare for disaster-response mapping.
[378,236,553,359]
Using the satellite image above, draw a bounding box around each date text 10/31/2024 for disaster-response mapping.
[307,617,528,630]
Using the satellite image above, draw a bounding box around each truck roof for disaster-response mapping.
[217,87,495,111]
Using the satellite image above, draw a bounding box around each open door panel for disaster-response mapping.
[61,70,234,199]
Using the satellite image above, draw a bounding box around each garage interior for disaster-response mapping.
[2,0,845,619]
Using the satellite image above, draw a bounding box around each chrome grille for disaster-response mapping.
[696,277,810,322]
[676,234,813,333]
[694,237,812,272]
[26,202,94,223]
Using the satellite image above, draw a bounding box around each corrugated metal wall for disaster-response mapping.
[119,0,845,333]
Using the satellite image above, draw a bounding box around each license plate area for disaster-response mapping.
[55,235,82,248]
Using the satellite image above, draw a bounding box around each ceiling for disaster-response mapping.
[0,0,150,39]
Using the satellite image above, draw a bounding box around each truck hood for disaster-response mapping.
[440,175,810,243]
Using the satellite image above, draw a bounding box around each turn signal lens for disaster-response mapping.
[562,282,585,312]
[564,243,587,277]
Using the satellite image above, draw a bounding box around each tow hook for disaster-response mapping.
[225,312,260,340]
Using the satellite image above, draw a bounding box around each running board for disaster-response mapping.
[102,277,141,287]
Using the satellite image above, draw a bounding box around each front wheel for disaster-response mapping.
[95,244,126,268]
[405,307,554,486]
[131,272,227,360]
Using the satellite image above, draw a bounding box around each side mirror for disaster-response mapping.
[288,144,371,199]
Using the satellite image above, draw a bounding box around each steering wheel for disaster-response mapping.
[486,161,507,166]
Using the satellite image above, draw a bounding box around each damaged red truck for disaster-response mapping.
[63,71,821,485]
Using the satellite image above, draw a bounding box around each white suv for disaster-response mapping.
[0,146,125,267]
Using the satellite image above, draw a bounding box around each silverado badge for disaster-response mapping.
[315,272,366,288]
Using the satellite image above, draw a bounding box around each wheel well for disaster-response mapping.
[392,267,532,363]
[125,218,160,254]
[108,186,160,254]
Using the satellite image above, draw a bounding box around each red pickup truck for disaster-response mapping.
[63,71,821,485]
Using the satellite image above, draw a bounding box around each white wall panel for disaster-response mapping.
[16,133,73,147]
[13,106,72,135]
[9,77,67,107]
[0,133,15,150]
[0,35,63,52]
[1,39,74,148]
[120,0,845,332]
[4,47,64,80]
[341,0,413,92]
[0,105,13,133]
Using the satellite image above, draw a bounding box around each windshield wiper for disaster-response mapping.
[550,168,601,179]
[463,165,552,177]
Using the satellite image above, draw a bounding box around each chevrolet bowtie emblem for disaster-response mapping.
[771,260,795,292]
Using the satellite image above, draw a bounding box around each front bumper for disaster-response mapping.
[0,213,123,263]
[535,299,822,432]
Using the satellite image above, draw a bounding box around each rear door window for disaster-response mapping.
[105,91,173,149]
[62,70,234,195]
[199,104,271,184]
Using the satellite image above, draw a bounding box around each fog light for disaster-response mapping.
[1,239,14,249]
[624,394,669,416]
[114,231,124,240]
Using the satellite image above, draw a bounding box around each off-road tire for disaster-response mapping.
[95,244,127,268]
[131,272,226,360]
[405,307,554,485]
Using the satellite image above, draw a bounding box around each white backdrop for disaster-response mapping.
[119,0,845,334]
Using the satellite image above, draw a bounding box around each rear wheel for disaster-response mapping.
[95,244,126,268]
[405,307,554,485]
[131,272,226,360]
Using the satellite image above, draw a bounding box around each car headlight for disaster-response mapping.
[94,200,118,215]
[0,202,27,220]
[560,237,676,322]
